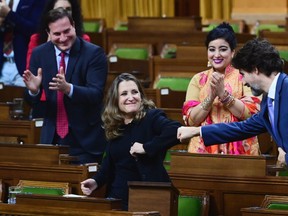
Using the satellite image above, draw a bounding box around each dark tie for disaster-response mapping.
[267,97,275,132]
[56,52,68,138]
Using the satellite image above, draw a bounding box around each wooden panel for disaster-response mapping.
[128,181,179,216]
[0,203,161,216]
[0,120,42,144]
[0,162,97,196]
[170,152,275,177]
[242,207,288,215]
[127,16,202,32]
[0,143,68,165]
[107,30,208,55]
[168,153,288,216]
[16,194,122,211]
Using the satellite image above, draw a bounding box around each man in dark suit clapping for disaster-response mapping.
[23,8,108,164]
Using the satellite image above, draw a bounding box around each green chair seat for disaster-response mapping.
[178,195,202,216]
[83,22,100,32]
[115,48,148,60]
[155,77,191,91]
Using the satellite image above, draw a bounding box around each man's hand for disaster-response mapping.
[277,147,286,167]
[177,126,200,143]
[23,68,42,94]
[49,66,71,94]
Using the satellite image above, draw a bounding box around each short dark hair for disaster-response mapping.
[232,38,283,76]
[45,7,74,32]
[205,22,237,50]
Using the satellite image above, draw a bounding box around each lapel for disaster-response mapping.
[66,37,81,82]
[273,73,285,139]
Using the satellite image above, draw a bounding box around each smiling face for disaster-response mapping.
[207,38,235,73]
[47,16,76,52]
[239,69,264,96]
[118,80,142,123]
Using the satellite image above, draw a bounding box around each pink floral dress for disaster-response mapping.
[183,65,261,155]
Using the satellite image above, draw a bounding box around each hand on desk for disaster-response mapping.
[277,147,287,167]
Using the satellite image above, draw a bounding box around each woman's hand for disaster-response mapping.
[80,178,98,196]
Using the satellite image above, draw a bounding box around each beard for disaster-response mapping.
[250,87,264,96]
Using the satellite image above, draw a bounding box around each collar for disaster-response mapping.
[268,73,280,100]
[54,46,70,56]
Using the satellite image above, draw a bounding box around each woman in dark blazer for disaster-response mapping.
[81,73,182,210]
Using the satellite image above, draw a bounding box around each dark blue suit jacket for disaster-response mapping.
[27,37,108,156]
[202,72,288,162]
[0,0,46,75]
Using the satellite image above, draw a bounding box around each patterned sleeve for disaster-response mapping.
[239,85,261,119]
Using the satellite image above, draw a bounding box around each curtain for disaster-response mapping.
[81,0,174,28]
[200,0,232,20]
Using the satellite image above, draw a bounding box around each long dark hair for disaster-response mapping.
[102,73,155,140]
[38,0,84,44]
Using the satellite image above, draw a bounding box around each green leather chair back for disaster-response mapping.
[178,195,203,216]
[115,48,148,60]
[279,50,288,61]
[155,77,191,91]
[256,24,285,35]
[267,203,288,210]
[21,186,66,196]
[83,22,100,32]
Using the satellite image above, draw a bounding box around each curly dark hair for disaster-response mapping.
[38,0,84,44]
[102,73,156,140]
[205,22,237,51]
[232,38,283,76]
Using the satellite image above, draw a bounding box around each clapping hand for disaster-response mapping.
[23,68,42,95]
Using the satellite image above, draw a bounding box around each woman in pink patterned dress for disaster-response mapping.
[183,23,261,155]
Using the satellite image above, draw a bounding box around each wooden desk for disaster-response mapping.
[241,207,288,216]
[168,152,287,216]
[0,119,42,144]
[0,162,98,197]
[128,181,178,216]
[0,203,160,216]
[0,143,68,165]
[16,194,122,210]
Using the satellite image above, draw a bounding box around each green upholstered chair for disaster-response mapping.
[178,190,210,216]
[279,50,288,61]
[267,203,288,210]
[178,195,202,216]
[17,180,69,196]
[115,48,148,60]
[83,22,100,32]
[255,24,285,36]
[154,77,191,91]
[83,18,105,33]
[260,195,288,211]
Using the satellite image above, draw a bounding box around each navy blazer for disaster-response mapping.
[27,37,108,155]
[93,109,182,210]
[0,0,46,75]
[202,73,288,162]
